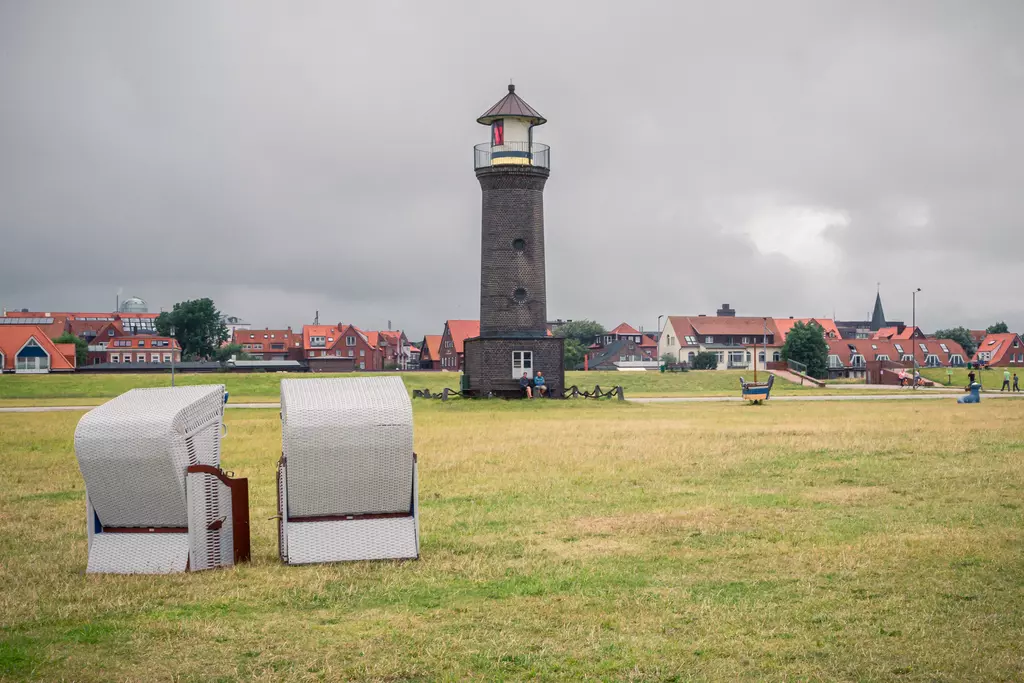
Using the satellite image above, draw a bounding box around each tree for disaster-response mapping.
[213,343,251,363]
[781,321,829,378]
[934,326,977,357]
[563,338,586,370]
[52,332,88,367]
[554,320,606,347]
[987,321,1009,334]
[691,351,719,370]
[660,353,677,366]
[155,298,229,360]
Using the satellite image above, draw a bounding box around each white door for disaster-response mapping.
[512,350,533,379]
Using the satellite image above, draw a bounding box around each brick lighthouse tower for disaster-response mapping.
[463,85,564,397]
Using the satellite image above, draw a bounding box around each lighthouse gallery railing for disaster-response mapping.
[474,142,550,170]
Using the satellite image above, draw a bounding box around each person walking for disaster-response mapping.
[1002,368,1011,392]
[968,369,976,389]
[1014,372,1020,392]
[898,368,907,387]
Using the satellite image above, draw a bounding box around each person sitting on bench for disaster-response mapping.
[534,371,548,397]
[519,373,533,398]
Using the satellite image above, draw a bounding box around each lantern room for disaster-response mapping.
[474,84,549,168]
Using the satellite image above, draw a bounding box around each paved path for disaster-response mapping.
[631,393,1024,404]
[3,395,1023,413]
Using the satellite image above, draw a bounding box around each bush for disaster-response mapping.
[691,351,719,370]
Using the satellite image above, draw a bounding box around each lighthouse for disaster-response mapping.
[463,85,565,397]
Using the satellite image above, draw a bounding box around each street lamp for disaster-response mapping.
[169,324,176,387]
[912,288,921,389]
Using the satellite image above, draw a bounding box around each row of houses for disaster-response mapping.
[230,324,417,372]
[2,300,1021,377]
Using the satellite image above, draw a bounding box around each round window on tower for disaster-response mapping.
[512,238,526,253]
[512,287,528,304]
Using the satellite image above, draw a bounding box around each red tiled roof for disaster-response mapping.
[421,335,442,360]
[610,322,640,336]
[0,326,76,371]
[0,314,70,340]
[54,343,77,367]
[827,338,967,366]
[640,334,658,347]
[106,336,180,350]
[971,333,1023,365]
[670,316,779,338]
[233,328,298,347]
[445,320,480,353]
[873,326,921,340]
[774,318,841,340]
[302,325,341,350]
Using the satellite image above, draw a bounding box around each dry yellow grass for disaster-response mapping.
[1,399,1023,681]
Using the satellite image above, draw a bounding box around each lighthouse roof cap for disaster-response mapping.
[477,84,546,126]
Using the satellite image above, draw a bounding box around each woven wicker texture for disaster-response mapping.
[186,471,235,571]
[286,517,418,564]
[74,385,225,528]
[86,533,189,574]
[281,377,413,517]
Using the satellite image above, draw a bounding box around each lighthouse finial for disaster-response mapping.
[508,79,515,93]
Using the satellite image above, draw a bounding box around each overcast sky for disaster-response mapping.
[2,1,1022,338]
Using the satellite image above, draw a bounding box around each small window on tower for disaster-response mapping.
[512,238,525,252]
[492,120,504,146]
[512,287,528,303]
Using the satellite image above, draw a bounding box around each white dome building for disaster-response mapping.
[119,297,148,314]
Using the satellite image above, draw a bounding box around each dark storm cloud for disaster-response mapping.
[2,0,1022,337]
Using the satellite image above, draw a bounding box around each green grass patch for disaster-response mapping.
[1,401,1022,680]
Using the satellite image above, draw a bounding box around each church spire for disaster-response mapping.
[870,290,887,331]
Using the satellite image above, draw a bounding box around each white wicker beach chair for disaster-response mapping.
[278,376,419,564]
[74,385,250,574]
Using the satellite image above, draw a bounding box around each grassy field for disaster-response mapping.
[0,370,831,405]
[921,367,1022,390]
[2,400,1023,680]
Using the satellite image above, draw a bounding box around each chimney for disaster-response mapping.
[716,304,736,317]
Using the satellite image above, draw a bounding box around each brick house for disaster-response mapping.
[106,334,182,364]
[380,330,410,369]
[301,323,384,371]
[0,325,76,373]
[233,327,302,360]
[585,323,659,369]
[439,320,479,371]
[419,335,442,370]
[972,332,1024,367]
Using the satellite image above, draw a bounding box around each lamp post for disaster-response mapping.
[169,324,176,387]
[912,288,921,389]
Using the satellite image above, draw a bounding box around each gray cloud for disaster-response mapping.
[2,0,1022,338]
